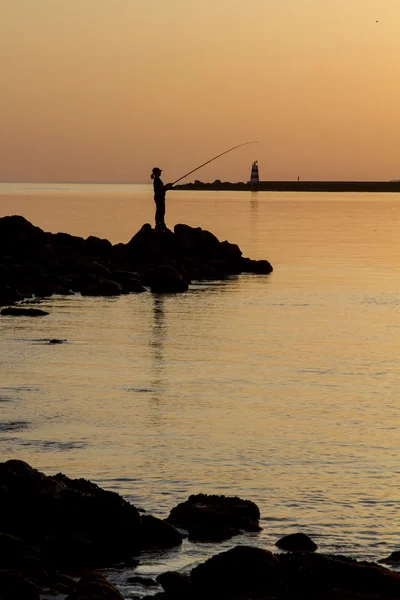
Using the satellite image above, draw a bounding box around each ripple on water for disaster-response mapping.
[0,420,30,432]
[19,440,88,452]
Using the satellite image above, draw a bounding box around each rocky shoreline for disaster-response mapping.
[0,460,400,600]
[0,215,273,311]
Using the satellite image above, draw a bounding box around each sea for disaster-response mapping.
[0,183,399,597]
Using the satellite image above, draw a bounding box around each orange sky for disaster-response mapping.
[1,0,399,183]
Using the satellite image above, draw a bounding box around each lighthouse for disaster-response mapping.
[249,161,259,190]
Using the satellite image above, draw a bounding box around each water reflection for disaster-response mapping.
[148,294,167,426]
[250,193,259,234]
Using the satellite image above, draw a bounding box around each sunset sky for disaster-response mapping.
[1,0,399,183]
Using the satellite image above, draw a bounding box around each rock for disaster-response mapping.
[240,257,273,274]
[188,524,235,543]
[126,224,175,261]
[174,224,220,258]
[276,532,318,552]
[148,265,189,294]
[111,270,147,293]
[139,514,183,549]
[0,460,141,567]
[81,278,122,296]
[157,571,192,598]
[167,494,261,542]
[0,570,40,600]
[0,285,20,307]
[66,572,124,600]
[0,215,47,257]
[190,545,280,598]
[1,307,49,317]
[218,240,242,262]
[85,235,113,256]
[379,550,400,565]
[278,552,400,599]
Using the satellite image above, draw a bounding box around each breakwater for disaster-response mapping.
[175,180,400,192]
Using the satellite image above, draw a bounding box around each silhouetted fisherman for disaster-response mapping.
[151,167,172,231]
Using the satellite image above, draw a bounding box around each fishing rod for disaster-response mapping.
[171,141,259,186]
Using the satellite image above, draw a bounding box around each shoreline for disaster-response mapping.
[174,180,400,192]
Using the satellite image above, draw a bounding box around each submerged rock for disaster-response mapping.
[1,307,49,317]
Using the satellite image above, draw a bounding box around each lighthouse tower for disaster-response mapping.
[249,161,259,190]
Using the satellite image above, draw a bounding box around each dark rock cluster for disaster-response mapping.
[0,459,181,599]
[1,460,399,600]
[0,216,273,310]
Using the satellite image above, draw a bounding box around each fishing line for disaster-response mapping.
[171,141,259,186]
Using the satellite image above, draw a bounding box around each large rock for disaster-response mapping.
[0,460,182,573]
[240,257,273,274]
[276,532,318,552]
[65,572,124,600]
[190,545,280,597]
[0,215,47,257]
[138,515,182,549]
[167,494,261,542]
[0,285,20,306]
[81,278,123,296]
[147,265,189,294]
[190,547,400,600]
[157,571,191,598]
[0,461,139,568]
[278,552,400,599]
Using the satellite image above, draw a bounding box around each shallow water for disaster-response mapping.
[1,183,399,596]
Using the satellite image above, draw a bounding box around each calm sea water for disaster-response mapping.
[0,183,399,595]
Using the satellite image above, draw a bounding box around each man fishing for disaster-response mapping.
[151,167,173,231]
[150,142,258,230]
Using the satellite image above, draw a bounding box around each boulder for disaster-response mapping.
[138,515,182,549]
[65,572,124,600]
[126,224,175,261]
[0,460,141,567]
[167,494,261,542]
[218,240,242,262]
[84,235,113,257]
[276,532,318,552]
[240,257,273,274]
[0,215,47,258]
[174,224,221,258]
[147,265,189,294]
[157,571,192,598]
[278,552,400,599]
[379,551,400,565]
[190,545,280,597]
[0,570,40,600]
[81,279,122,296]
[0,285,20,307]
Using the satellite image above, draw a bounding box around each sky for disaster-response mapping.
[1,0,400,183]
